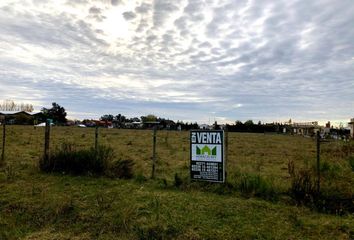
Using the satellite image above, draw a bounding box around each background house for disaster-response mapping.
[292,121,320,137]
[0,111,43,125]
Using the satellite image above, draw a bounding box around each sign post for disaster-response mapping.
[190,130,225,183]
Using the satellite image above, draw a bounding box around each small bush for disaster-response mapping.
[135,173,147,183]
[159,178,168,188]
[134,224,164,240]
[289,161,354,214]
[311,161,341,178]
[237,174,278,201]
[173,173,183,188]
[289,169,317,204]
[40,143,114,175]
[211,181,234,195]
[106,159,135,179]
[349,156,354,171]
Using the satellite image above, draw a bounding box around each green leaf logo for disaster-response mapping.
[196,146,217,156]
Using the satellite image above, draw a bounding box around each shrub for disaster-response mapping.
[106,159,135,179]
[158,178,168,188]
[135,173,147,183]
[289,160,354,214]
[211,181,234,195]
[40,143,114,175]
[237,173,278,201]
[134,224,175,240]
[349,156,354,172]
[289,169,317,204]
[173,173,183,188]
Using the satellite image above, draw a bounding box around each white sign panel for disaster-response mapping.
[190,130,225,182]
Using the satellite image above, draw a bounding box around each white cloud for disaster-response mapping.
[0,0,353,123]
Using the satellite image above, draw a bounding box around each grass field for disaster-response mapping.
[0,126,353,239]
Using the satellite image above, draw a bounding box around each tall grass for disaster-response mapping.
[39,142,134,178]
[349,156,354,171]
[40,143,111,175]
[236,173,278,201]
[288,159,354,214]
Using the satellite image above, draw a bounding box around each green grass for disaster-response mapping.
[0,126,353,239]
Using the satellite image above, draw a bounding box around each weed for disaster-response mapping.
[289,169,317,205]
[237,173,278,201]
[5,165,15,182]
[314,195,354,215]
[212,181,234,195]
[289,160,354,214]
[159,178,168,188]
[254,158,264,172]
[288,214,304,229]
[135,172,147,183]
[55,197,75,218]
[0,229,10,240]
[95,193,116,211]
[134,224,164,240]
[39,143,114,175]
[288,159,295,176]
[320,161,331,172]
[349,156,354,171]
[174,173,183,188]
[135,224,180,240]
[106,159,135,179]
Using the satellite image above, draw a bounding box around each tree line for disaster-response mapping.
[94,113,199,130]
[0,101,324,134]
[0,100,33,112]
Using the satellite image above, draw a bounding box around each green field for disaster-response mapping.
[0,126,353,239]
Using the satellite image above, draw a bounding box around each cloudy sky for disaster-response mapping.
[0,0,353,125]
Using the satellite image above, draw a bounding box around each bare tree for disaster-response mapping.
[0,99,34,112]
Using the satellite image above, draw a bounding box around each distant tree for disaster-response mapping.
[41,102,67,124]
[113,114,127,128]
[100,114,114,121]
[115,114,126,123]
[129,117,140,123]
[235,120,243,126]
[141,114,157,123]
[244,120,254,126]
[213,121,220,130]
[0,99,34,112]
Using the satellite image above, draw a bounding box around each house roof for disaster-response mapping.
[143,121,160,124]
[0,111,40,116]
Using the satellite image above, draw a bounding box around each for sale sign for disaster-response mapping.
[190,130,225,182]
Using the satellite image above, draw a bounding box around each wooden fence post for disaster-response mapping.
[151,125,157,179]
[1,116,6,166]
[44,119,51,162]
[316,131,321,193]
[224,125,228,182]
[95,125,99,152]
